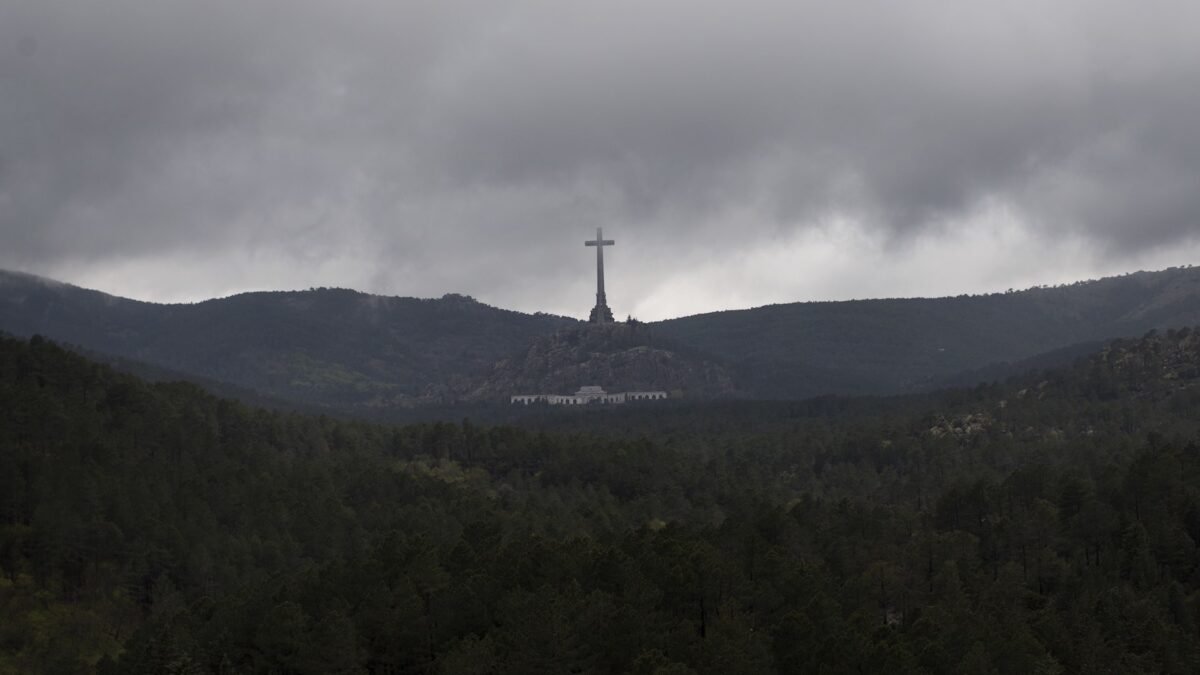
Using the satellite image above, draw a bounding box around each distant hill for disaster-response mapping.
[0,270,574,407]
[925,338,1112,390]
[4,265,1200,408]
[652,266,1200,398]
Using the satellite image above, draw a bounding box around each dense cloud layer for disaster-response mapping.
[2,1,1199,319]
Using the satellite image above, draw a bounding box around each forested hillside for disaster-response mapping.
[0,271,573,408]
[5,329,1200,673]
[5,267,1200,411]
[655,265,1200,398]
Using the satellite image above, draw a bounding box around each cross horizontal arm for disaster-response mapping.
[585,240,615,246]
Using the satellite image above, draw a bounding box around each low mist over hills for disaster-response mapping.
[3,266,1200,409]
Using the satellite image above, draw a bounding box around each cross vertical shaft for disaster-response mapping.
[585,227,615,323]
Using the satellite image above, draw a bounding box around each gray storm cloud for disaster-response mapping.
[1,0,1199,317]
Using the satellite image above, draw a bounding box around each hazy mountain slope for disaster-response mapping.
[5,266,1200,408]
[651,266,1200,398]
[926,338,1111,390]
[0,270,574,406]
[65,341,318,413]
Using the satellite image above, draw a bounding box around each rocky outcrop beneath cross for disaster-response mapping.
[588,302,614,324]
[459,322,740,401]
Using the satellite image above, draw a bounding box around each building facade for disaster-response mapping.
[511,385,668,405]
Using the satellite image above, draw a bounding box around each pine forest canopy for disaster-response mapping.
[6,325,1200,671]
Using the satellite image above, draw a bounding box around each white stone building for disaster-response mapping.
[511,385,668,405]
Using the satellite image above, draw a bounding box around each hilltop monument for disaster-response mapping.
[586,227,615,323]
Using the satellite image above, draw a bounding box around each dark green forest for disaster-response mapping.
[0,270,573,408]
[5,330,1200,673]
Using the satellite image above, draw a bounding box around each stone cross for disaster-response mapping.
[585,227,615,323]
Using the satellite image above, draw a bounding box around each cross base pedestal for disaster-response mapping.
[589,302,614,324]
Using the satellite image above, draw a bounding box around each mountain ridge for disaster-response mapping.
[0,269,577,407]
[653,265,1200,398]
[7,264,1197,320]
[4,265,1200,409]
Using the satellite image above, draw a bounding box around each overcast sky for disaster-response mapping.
[2,1,1199,320]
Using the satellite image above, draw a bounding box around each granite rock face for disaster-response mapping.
[456,322,740,401]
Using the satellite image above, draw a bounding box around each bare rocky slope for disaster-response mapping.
[447,322,740,401]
